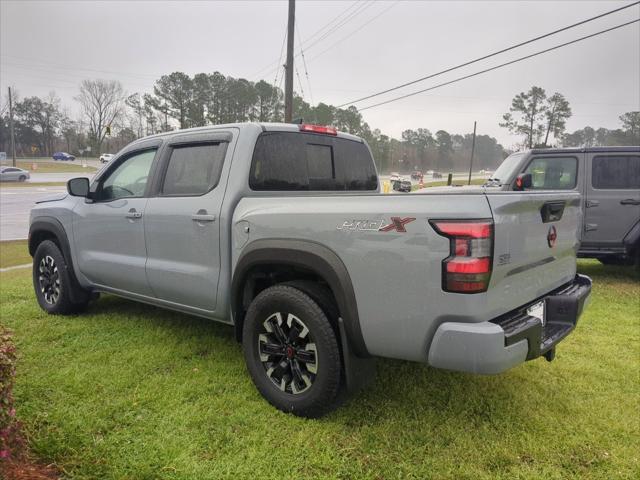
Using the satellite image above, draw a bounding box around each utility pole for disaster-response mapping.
[8,87,17,167]
[284,0,295,122]
[468,121,477,185]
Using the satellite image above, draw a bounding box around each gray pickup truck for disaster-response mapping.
[487,146,640,265]
[29,123,591,417]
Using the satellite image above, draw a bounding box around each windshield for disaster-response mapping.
[487,153,524,186]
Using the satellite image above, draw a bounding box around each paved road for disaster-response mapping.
[0,185,66,240]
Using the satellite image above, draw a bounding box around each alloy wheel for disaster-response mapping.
[38,255,60,305]
[258,312,318,394]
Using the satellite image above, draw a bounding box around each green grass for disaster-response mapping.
[0,257,638,479]
[11,161,97,173]
[0,181,67,189]
[413,178,487,190]
[0,240,31,268]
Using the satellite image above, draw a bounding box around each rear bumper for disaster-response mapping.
[428,274,592,374]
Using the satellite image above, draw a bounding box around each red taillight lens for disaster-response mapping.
[431,219,493,293]
[299,124,338,135]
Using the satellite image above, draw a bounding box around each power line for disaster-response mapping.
[0,54,161,79]
[296,0,361,47]
[296,23,314,105]
[295,64,306,100]
[252,0,375,81]
[248,0,361,79]
[270,25,288,111]
[308,0,399,63]
[339,1,640,107]
[299,0,375,54]
[357,19,640,112]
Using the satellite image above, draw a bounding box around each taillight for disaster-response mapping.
[299,124,338,135]
[431,219,493,293]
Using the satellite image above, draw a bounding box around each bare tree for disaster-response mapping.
[75,79,126,155]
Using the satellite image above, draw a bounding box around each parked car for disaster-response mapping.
[29,122,591,417]
[433,172,443,179]
[0,166,30,182]
[488,146,640,265]
[411,170,422,180]
[99,153,114,163]
[389,171,400,181]
[52,152,75,161]
[392,179,412,192]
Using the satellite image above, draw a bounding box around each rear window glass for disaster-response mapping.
[250,132,377,191]
[592,155,640,189]
[523,156,578,189]
[161,143,227,196]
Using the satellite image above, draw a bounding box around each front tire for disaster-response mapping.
[242,284,342,418]
[18,175,26,182]
[32,240,89,314]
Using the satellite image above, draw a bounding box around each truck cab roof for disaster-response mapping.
[129,122,365,146]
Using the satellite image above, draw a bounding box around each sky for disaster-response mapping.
[1,0,639,148]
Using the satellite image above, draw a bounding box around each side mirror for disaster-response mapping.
[67,177,90,197]
[514,173,532,191]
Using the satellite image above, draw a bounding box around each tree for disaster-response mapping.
[148,72,194,128]
[125,93,145,138]
[435,130,453,170]
[543,93,572,147]
[15,93,62,156]
[619,111,640,140]
[500,86,547,148]
[76,79,126,155]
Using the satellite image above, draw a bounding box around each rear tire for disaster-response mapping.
[242,284,342,418]
[32,240,89,315]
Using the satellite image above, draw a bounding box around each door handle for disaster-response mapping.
[620,199,640,206]
[125,208,143,219]
[192,209,216,223]
[585,200,599,208]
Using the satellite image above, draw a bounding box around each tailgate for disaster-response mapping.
[485,191,582,313]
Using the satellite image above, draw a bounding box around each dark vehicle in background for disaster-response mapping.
[392,179,412,192]
[411,170,422,180]
[433,172,443,179]
[487,146,640,265]
[0,166,30,182]
[53,152,75,161]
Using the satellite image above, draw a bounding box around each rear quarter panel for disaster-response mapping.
[233,193,500,362]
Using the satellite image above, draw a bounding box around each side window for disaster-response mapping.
[98,149,156,201]
[161,143,227,196]
[250,132,377,191]
[592,155,640,189]
[524,156,578,189]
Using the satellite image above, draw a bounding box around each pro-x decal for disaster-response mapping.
[337,217,416,232]
[379,217,416,233]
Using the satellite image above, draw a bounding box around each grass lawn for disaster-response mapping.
[0,181,67,189]
[412,178,486,191]
[0,240,32,268]
[13,161,97,174]
[0,244,638,478]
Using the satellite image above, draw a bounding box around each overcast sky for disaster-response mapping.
[1,0,639,148]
